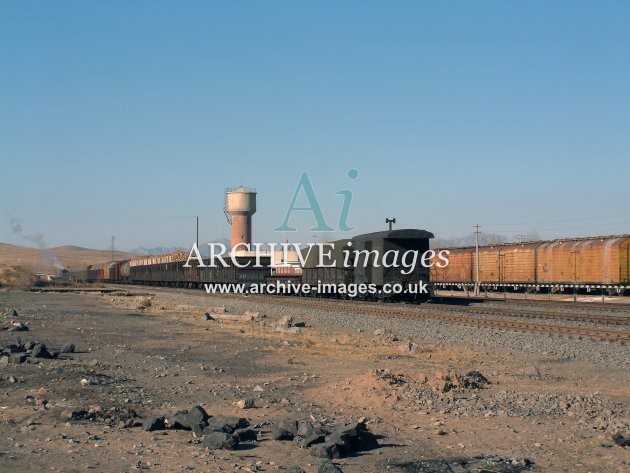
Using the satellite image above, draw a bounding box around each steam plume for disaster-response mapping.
[9,217,64,270]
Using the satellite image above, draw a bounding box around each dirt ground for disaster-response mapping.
[1,288,629,472]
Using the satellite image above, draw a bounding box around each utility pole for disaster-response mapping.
[473,224,481,296]
[385,218,396,231]
[196,216,199,249]
[111,236,115,262]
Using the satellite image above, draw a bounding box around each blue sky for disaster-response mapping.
[1,1,629,250]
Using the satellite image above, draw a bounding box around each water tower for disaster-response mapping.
[224,187,257,250]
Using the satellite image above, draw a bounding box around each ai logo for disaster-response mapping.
[274,169,358,232]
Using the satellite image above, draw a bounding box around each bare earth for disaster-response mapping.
[1,288,629,473]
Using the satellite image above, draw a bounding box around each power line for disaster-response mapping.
[473,224,481,296]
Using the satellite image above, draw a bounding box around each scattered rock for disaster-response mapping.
[318,461,343,473]
[31,343,53,359]
[429,378,453,393]
[203,431,238,450]
[373,368,405,386]
[463,370,490,389]
[168,405,210,436]
[276,315,303,333]
[272,418,298,440]
[143,416,166,432]
[312,421,379,459]
[205,415,250,434]
[60,409,87,421]
[277,315,293,327]
[297,420,330,447]
[335,422,379,451]
[7,323,28,332]
[88,405,103,415]
[232,428,257,442]
[9,353,26,364]
[425,370,489,393]
[400,456,533,473]
[60,343,76,354]
[235,399,255,409]
[311,441,342,459]
[613,432,629,447]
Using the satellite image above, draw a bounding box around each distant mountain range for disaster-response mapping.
[130,238,231,257]
[129,246,186,255]
[431,233,509,249]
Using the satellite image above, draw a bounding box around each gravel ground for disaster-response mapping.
[3,288,629,472]
[111,286,630,369]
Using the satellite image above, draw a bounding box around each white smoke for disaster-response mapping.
[9,217,64,270]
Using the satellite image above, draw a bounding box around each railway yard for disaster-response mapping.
[1,286,629,472]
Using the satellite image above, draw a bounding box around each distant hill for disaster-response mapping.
[431,233,509,249]
[0,237,235,276]
[0,242,135,274]
[129,246,187,256]
[130,239,232,257]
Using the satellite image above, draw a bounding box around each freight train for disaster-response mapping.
[68,233,630,298]
[430,235,630,295]
[67,229,436,301]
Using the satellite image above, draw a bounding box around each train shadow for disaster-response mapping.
[428,296,482,306]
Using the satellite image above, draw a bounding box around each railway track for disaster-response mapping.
[445,305,630,325]
[380,310,630,343]
[432,295,630,313]
[92,284,630,343]
[242,295,630,344]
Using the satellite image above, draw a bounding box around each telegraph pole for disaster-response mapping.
[473,224,481,296]
[385,218,396,231]
[196,216,199,248]
[111,236,115,262]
